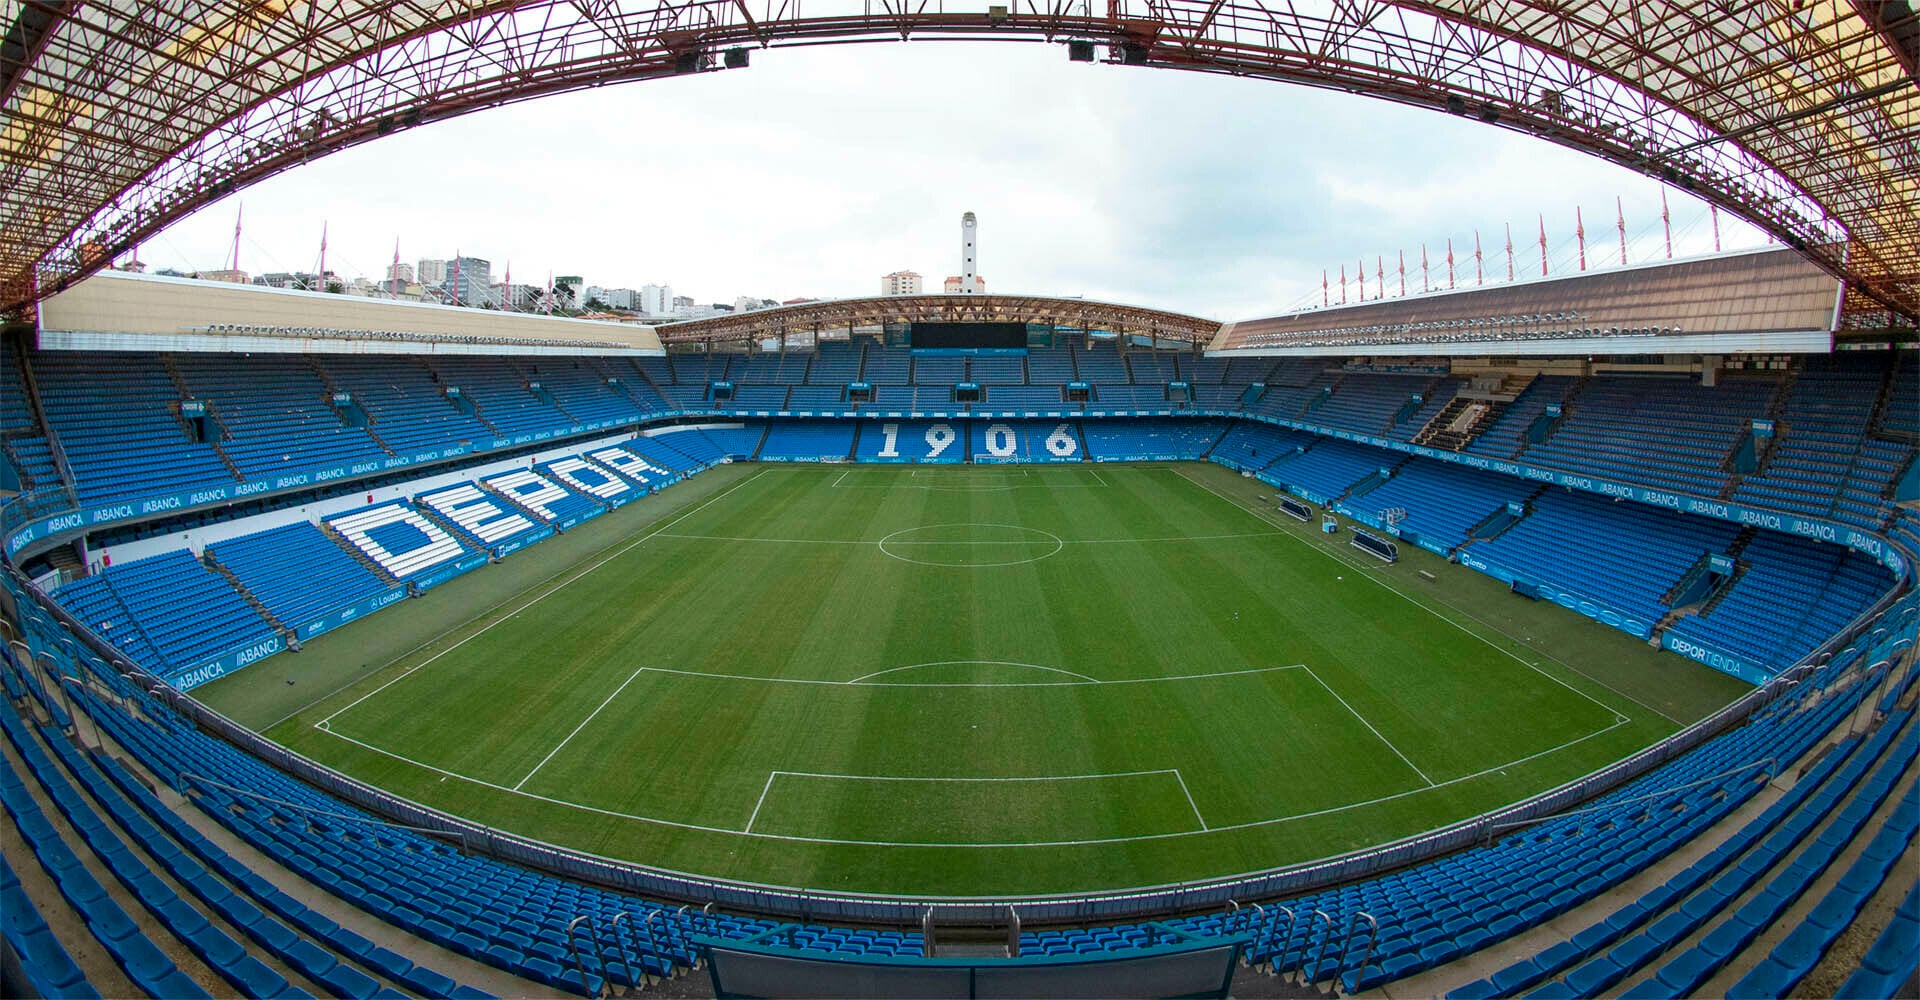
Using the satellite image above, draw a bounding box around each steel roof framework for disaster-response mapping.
[1,0,1914,322]
[655,293,1222,343]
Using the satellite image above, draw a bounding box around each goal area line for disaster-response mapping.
[743,769,1211,838]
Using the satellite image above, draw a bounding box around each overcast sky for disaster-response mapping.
[140,42,1767,320]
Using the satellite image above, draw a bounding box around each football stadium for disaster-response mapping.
[1,4,1917,999]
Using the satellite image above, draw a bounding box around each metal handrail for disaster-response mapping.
[1340,912,1378,991]
[1305,910,1335,989]
[564,915,604,996]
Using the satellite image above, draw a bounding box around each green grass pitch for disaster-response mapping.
[199,462,1750,896]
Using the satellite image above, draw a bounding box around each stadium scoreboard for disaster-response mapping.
[910,321,1027,351]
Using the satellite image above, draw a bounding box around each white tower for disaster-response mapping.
[960,211,979,294]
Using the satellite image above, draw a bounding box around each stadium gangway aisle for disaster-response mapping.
[65,679,652,996]
[0,703,220,997]
[62,696,493,998]
[1620,721,1919,998]
[1832,882,1920,1000]
[1726,781,1919,998]
[1525,711,1916,998]
[51,573,167,673]
[206,523,393,633]
[1,700,336,998]
[1446,706,1884,997]
[1,843,100,997]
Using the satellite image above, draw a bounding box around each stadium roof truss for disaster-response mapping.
[1,0,1915,323]
[655,293,1222,344]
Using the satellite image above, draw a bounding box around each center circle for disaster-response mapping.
[877,523,1065,568]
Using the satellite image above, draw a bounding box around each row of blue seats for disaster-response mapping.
[1336,458,1537,551]
[1265,439,1397,504]
[32,351,236,505]
[1520,375,1776,498]
[2,644,493,999]
[1219,650,1892,994]
[1471,490,1740,629]
[173,355,389,479]
[0,839,99,998]
[1617,713,1916,997]
[1308,373,1441,436]
[1835,881,1920,1000]
[1668,531,1892,669]
[52,550,275,681]
[207,522,391,630]
[1455,703,1914,997]
[13,348,1915,551]
[1727,773,1918,996]
[2,698,318,998]
[1079,418,1229,460]
[0,672,216,998]
[759,421,857,461]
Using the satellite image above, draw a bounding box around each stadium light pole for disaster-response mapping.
[1661,189,1673,259]
[1616,197,1628,265]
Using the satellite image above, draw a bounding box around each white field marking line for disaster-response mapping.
[636,663,1304,688]
[1172,769,1208,831]
[743,772,779,833]
[311,715,1628,848]
[747,769,1207,836]
[1300,665,1435,787]
[772,768,1180,782]
[258,466,763,732]
[1171,466,1663,726]
[512,666,649,792]
[652,530,1285,546]
[913,467,1029,478]
[828,467,1111,491]
[846,661,1098,684]
[830,482,1111,492]
[314,468,773,729]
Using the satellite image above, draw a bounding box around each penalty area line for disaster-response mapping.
[1301,665,1435,787]
[512,666,650,792]
[1173,769,1208,831]
[744,772,779,834]
[308,714,1629,849]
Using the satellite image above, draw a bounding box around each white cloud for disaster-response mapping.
[142,42,1768,320]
